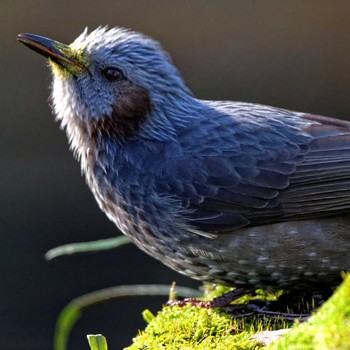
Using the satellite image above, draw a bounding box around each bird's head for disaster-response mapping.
[18,27,193,151]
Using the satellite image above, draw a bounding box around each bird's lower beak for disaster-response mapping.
[17,33,86,73]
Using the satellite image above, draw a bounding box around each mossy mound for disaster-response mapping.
[126,304,262,350]
[126,274,350,350]
[268,273,350,350]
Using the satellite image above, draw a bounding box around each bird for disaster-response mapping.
[17,27,350,296]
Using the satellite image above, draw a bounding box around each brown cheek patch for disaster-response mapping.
[89,83,153,140]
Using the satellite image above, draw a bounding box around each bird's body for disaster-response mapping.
[18,27,350,291]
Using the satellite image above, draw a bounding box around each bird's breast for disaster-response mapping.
[80,145,182,258]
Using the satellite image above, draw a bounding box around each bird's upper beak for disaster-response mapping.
[17,33,87,75]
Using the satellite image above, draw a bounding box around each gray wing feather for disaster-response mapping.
[281,114,350,218]
[157,110,350,234]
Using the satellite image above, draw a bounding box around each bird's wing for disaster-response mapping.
[156,110,350,234]
[281,114,350,219]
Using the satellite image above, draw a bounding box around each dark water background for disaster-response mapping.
[1,1,350,349]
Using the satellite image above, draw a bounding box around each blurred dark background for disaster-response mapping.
[1,1,350,349]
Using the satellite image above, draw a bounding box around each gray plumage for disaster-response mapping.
[18,27,350,290]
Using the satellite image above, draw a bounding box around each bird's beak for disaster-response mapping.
[17,33,86,74]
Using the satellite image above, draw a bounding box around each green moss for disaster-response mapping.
[126,304,262,350]
[268,273,350,350]
[125,290,288,350]
[202,284,282,304]
[125,274,350,350]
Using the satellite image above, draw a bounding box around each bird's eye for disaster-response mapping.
[102,67,124,81]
